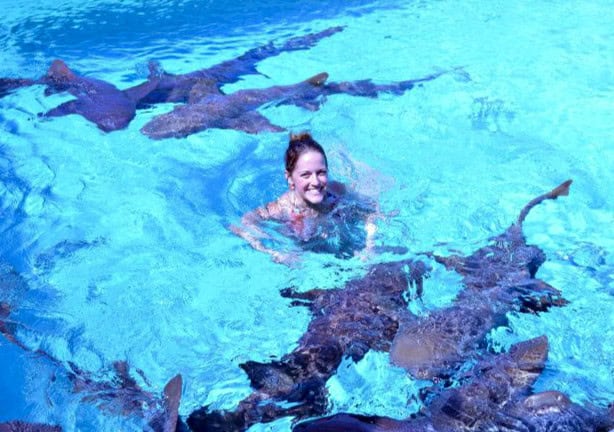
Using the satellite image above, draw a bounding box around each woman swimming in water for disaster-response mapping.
[232,132,377,264]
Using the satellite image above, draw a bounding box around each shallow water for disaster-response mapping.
[1,0,613,430]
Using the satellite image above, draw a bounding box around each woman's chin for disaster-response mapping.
[305,194,325,206]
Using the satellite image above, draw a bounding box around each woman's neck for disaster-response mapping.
[290,190,330,216]
[290,191,322,215]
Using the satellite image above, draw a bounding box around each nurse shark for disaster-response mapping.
[388,180,573,380]
[186,258,430,432]
[0,422,61,432]
[125,26,345,107]
[185,180,574,431]
[0,59,152,132]
[293,336,614,432]
[0,27,343,132]
[139,69,449,139]
[1,26,457,138]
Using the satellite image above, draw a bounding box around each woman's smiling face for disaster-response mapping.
[287,150,328,207]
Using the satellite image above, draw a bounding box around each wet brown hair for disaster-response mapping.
[285,132,328,173]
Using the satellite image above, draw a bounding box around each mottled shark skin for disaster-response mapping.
[39,59,145,132]
[389,180,572,380]
[0,422,62,432]
[186,181,576,431]
[186,259,429,432]
[293,336,614,432]
[140,69,448,139]
[0,27,343,132]
[141,72,330,138]
[0,78,36,98]
[126,26,345,107]
[1,61,142,131]
[0,262,183,432]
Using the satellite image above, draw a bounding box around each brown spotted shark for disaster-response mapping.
[125,26,346,108]
[0,59,154,132]
[0,27,344,132]
[186,180,574,431]
[139,69,448,139]
[186,259,430,431]
[389,180,572,380]
[0,421,62,432]
[293,336,614,432]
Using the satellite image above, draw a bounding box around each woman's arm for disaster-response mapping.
[230,204,273,251]
[230,200,295,264]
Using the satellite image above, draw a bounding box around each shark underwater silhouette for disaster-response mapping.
[184,180,585,431]
[139,69,448,139]
[294,335,614,432]
[1,26,454,138]
[291,179,613,432]
[0,27,343,132]
[0,421,62,432]
[0,263,184,432]
[388,180,573,380]
[0,59,152,132]
[187,258,429,431]
[2,180,611,431]
[125,26,346,108]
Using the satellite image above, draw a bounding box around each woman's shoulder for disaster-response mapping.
[257,193,292,220]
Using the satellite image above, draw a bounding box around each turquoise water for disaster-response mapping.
[1,0,613,430]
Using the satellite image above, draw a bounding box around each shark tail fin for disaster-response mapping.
[548,179,572,199]
[516,179,573,227]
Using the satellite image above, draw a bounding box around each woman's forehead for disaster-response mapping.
[294,151,327,170]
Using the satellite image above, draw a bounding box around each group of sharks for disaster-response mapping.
[185,179,614,432]
[2,179,613,432]
[0,26,447,139]
[1,25,612,432]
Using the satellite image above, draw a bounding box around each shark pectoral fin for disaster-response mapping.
[239,360,295,392]
[43,100,78,118]
[0,78,36,98]
[225,111,285,134]
[141,103,212,139]
[123,78,161,104]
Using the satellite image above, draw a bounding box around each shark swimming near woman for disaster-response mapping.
[0,27,456,138]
